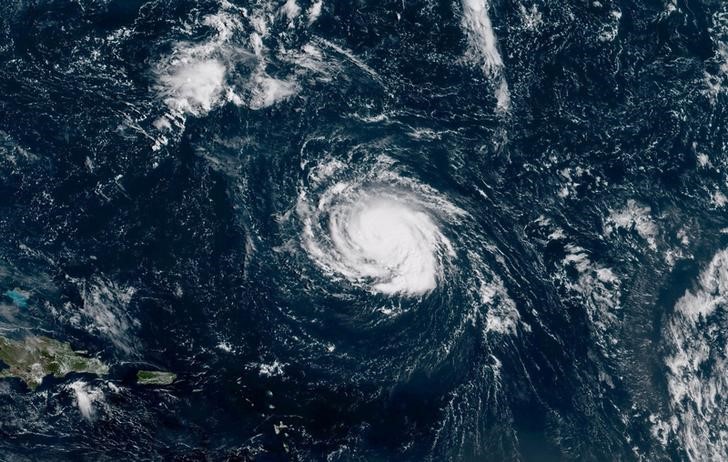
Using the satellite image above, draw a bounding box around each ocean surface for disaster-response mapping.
[1,0,728,460]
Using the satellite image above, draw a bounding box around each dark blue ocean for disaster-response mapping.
[1,0,728,460]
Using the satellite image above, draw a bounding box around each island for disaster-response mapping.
[136,370,176,386]
[0,335,109,390]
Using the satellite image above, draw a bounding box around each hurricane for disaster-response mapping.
[1,0,728,460]
[298,156,459,296]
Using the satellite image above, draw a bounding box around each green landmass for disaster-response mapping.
[136,370,176,385]
[0,335,109,390]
